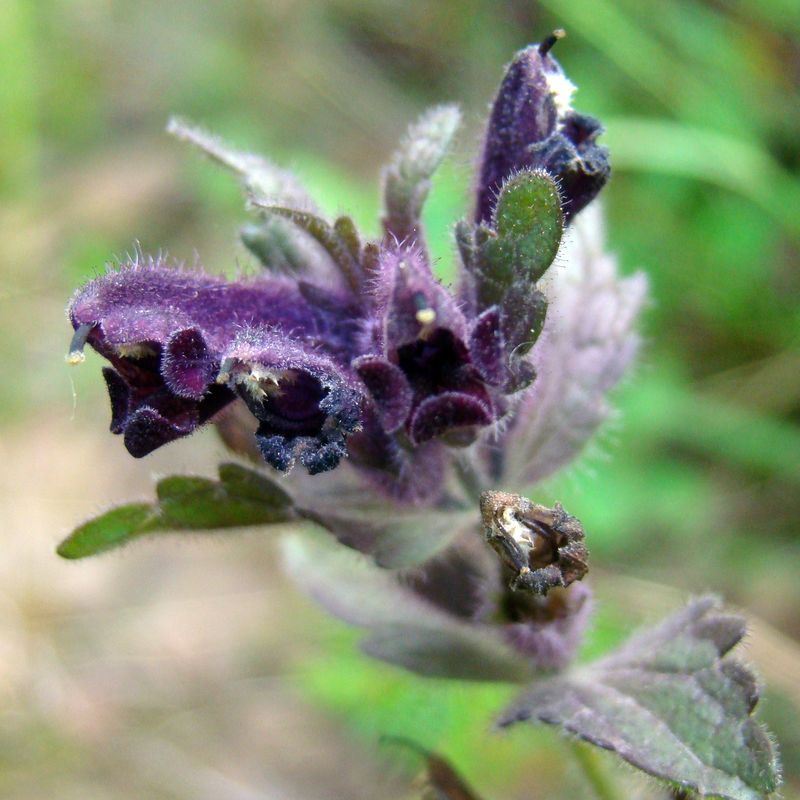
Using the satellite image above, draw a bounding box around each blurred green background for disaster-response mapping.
[1,1,798,798]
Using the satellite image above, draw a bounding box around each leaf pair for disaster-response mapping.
[500,596,780,800]
[57,463,294,559]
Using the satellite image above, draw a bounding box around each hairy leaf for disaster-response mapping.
[252,204,363,290]
[283,532,531,682]
[383,104,461,242]
[499,202,648,487]
[57,463,295,559]
[499,597,780,800]
[478,169,563,306]
[56,503,157,559]
[167,117,312,208]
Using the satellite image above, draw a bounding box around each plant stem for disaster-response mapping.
[454,456,485,503]
[569,741,620,800]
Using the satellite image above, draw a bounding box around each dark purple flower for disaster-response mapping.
[356,243,498,447]
[67,255,361,468]
[66,37,638,506]
[475,32,610,224]
[219,326,364,474]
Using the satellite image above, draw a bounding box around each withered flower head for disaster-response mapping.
[480,491,588,594]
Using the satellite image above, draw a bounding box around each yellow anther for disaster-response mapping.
[65,351,86,366]
[415,308,436,326]
[117,343,157,359]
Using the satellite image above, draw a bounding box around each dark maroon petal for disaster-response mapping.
[225,327,365,475]
[162,327,217,400]
[469,307,506,386]
[102,367,130,434]
[396,327,471,396]
[544,113,610,220]
[122,406,198,458]
[409,391,492,445]
[352,355,413,432]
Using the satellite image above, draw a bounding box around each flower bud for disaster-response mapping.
[475,33,610,224]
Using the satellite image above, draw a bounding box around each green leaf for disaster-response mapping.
[156,466,291,529]
[382,104,461,242]
[240,218,307,274]
[477,169,563,306]
[56,503,157,559]
[58,463,295,559]
[499,597,781,800]
[252,204,362,291]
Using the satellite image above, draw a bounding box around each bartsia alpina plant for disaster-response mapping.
[62,34,780,800]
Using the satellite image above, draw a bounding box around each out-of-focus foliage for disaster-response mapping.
[0,1,798,798]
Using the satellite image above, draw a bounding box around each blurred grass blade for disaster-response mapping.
[625,367,800,484]
[536,0,751,136]
[605,117,800,239]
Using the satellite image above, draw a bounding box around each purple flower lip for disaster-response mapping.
[67,319,234,458]
[221,327,365,475]
[66,257,364,469]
